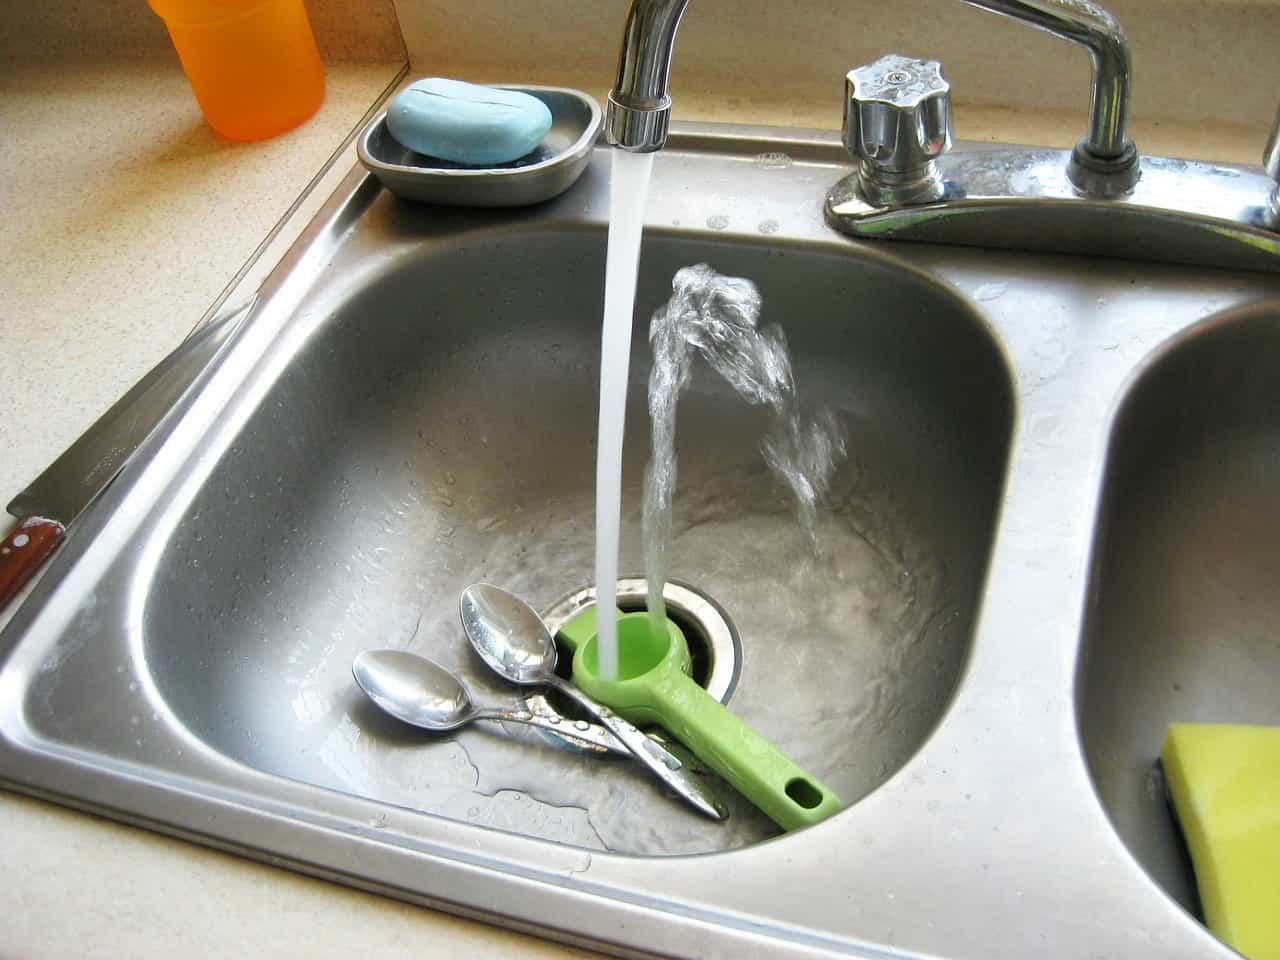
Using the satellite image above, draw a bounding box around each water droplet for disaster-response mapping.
[705,214,730,231]
[974,281,1008,302]
[754,151,792,169]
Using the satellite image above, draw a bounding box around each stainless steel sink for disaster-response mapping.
[1079,301,1280,917]
[3,124,1280,958]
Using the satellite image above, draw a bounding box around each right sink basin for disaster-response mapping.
[1079,301,1280,917]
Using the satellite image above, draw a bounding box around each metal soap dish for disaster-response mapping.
[357,85,602,207]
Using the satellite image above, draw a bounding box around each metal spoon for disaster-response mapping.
[459,582,728,821]
[352,649,625,755]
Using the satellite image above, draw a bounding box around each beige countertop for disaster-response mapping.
[0,55,597,960]
[0,32,1274,958]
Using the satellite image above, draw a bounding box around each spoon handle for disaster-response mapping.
[472,706,626,755]
[547,677,728,821]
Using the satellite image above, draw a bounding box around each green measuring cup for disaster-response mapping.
[558,608,841,831]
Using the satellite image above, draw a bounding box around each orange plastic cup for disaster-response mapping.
[148,0,325,141]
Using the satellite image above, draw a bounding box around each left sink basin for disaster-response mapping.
[139,223,1010,855]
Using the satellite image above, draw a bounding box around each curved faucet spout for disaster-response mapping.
[959,0,1133,163]
[607,0,692,152]
[607,0,1138,191]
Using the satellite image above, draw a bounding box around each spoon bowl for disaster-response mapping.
[352,649,476,731]
[460,582,558,685]
[352,647,624,754]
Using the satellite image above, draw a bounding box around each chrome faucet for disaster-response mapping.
[607,0,1137,184]
[607,0,1280,272]
[606,0,690,154]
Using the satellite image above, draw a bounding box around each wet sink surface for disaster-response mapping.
[1080,302,1280,914]
[141,230,1011,854]
[4,126,1280,959]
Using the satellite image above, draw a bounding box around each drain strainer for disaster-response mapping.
[523,578,742,748]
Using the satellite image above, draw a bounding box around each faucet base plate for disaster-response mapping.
[826,143,1280,273]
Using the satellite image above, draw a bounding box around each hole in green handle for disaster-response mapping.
[785,777,824,809]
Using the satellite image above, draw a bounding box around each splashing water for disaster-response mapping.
[595,149,655,681]
[643,264,847,634]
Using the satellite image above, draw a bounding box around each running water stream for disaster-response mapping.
[595,149,654,680]
[597,157,844,679]
[642,265,847,635]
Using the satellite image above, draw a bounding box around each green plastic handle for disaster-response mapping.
[557,604,603,654]
[566,610,840,831]
[645,668,841,831]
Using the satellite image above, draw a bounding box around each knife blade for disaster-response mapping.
[0,297,253,611]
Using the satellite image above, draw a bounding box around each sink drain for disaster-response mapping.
[523,578,742,744]
[541,577,741,704]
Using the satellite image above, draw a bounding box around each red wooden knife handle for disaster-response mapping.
[0,516,66,611]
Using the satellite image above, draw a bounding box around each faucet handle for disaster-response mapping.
[843,54,953,206]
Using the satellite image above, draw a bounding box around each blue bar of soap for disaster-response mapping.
[386,78,553,166]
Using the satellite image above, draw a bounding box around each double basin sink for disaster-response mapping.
[1,124,1278,958]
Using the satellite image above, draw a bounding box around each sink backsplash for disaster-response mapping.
[392,0,1279,162]
[13,0,1275,163]
[3,0,405,66]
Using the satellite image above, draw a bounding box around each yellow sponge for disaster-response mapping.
[1161,723,1280,960]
